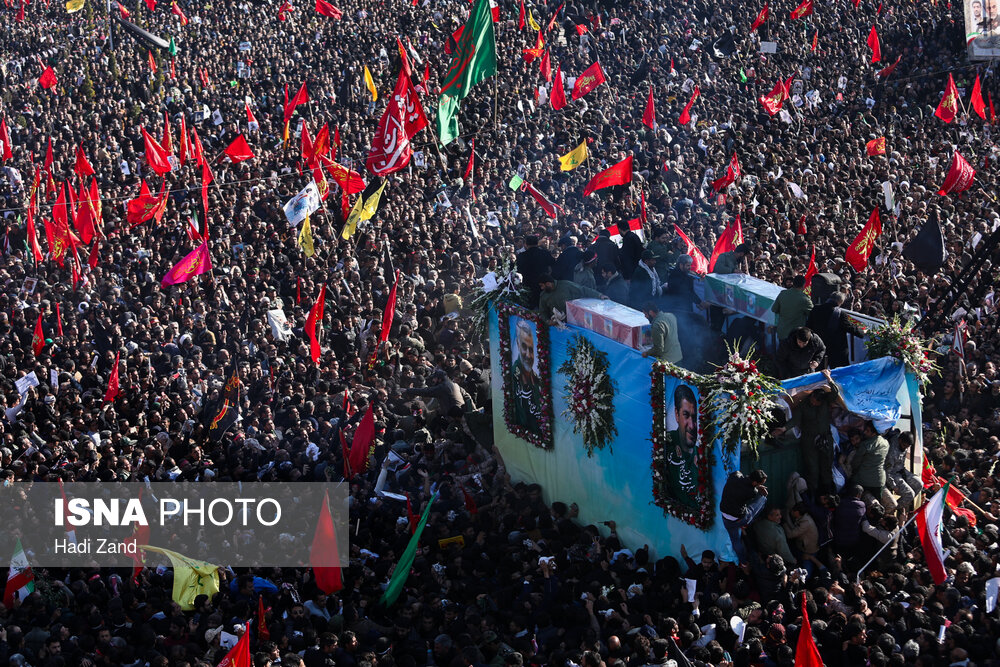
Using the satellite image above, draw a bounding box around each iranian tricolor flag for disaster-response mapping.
[4,539,35,608]
[917,483,950,585]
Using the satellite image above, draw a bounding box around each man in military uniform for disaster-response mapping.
[510,319,542,433]
[664,384,700,509]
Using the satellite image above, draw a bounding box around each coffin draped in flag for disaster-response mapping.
[161,241,212,287]
[937,150,975,196]
[366,55,428,175]
[437,0,497,145]
[583,155,633,196]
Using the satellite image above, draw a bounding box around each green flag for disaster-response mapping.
[437,0,497,145]
[739,69,747,83]
[169,37,178,57]
[379,493,437,607]
[508,173,524,191]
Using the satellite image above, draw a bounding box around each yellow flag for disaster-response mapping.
[66,0,85,11]
[559,140,589,172]
[298,213,315,257]
[360,180,389,222]
[341,196,364,240]
[364,65,378,102]
[139,546,219,611]
[527,8,540,31]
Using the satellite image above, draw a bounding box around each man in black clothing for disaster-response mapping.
[592,230,622,287]
[552,236,583,281]
[516,235,556,308]
[806,292,865,369]
[720,469,768,564]
[775,327,827,379]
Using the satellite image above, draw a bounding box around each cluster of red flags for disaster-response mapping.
[366,43,428,176]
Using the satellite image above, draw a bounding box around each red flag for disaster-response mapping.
[160,241,212,287]
[39,67,58,90]
[223,135,255,163]
[315,0,342,19]
[88,240,101,269]
[540,49,552,82]
[937,150,976,196]
[446,26,466,56]
[349,404,375,475]
[673,224,709,275]
[148,50,157,74]
[144,0,156,10]
[811,30,818,51]
[711,152,741,192]
[301,120,314,165]
[759,78,789,116]
[523,29,545,63]
[797,215,808,235]
[935,74,961,123]
[366,60,428,176]
[845,209,882,271]
[16,0,25,22]
[284,81,309,123]
[640,189,648,224]
[142,127,172,175]
[126,179,168,226]
[73,144,94,178]
[519,0,525,28]
[708,215,743,272]
[201,161,213,232]
[178,115,189,166]
[310,490,343,594]
[794,593,823,667]
[380,271,400,345]
[257,596,270,641]
[971,75,987,120]
[922,458,937,488]
[171,1,188,24]
[642,85,656,129]
[551,66,567,110]
[192,125,205,166]
[678,86,700,125]
[116,1,130,18]
[789,0,813,19]
[405,494,417,533]
[248,102,263,134]
[545,2,563,32]
[803,246,818,291]
[523,182,562,218]
[278,0,292,20]
[0,118,11,161]
[464,140,475,181]
[572,62,606,100]
[161,111,174,157]
[459,483,478,515]
[867,26,881,63]
[104,351,121,403]
[306,284,326,364]
[866,137,887,156]
[942,482,977,527]
[169,58,177,80]
[584,156,633,196]
[216,624,252,667]
[32,313,45,357]
[751,3,769,31]
[26,209,43,263]
[877,54,901,78]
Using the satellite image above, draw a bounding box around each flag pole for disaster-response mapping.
[855,508,919,583]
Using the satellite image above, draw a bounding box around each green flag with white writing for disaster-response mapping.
[379,493,437,607]
[437,0,497,145]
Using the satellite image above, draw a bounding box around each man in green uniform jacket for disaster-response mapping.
[771,275,814,340]
[641,302,683,365]
[537,273,606,321]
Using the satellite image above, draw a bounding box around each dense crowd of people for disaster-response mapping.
[2,0,1000,665]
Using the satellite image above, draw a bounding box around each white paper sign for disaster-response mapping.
[16,372,40,396]
[986,577,1000,614]
[50,369,59,390]
[760,41,778,54]
[283,182,321,227]
[684,578,698,602]
[729,616,747,643]
[239,41,252,52]
[267,309,293,342]
[212,109,224,126]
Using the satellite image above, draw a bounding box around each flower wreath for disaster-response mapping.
[649,361,715,529]
[559,335,618,458]
[864,315,939,387]
[497,302,554,449]
[704,343,783,467]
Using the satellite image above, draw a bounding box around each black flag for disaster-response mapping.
[903,214,947,273]
[630,52,650,86]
